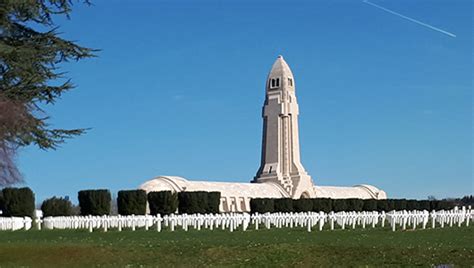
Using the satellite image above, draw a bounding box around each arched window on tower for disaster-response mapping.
[288,78,293,87]
[270,78,280,89]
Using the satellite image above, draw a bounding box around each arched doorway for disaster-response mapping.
[300,192,310,199]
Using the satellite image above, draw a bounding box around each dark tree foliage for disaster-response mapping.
[250,198,274,214]
[363,199,377,211]
[178,191,211,214]
[196,191,209,214]
[332,199,348,212]
[0,0,97,186]
[460,195,474,206]
[207,191,221,214]
[418,200,431,211]
[0,190,3,213]
[274,198,293,213]
[177,192,196,214]
[312,198,332,213]
[435,200,455,211]
[293,198,313,212]
[376,199,389,212]
[393,199,407,211]
[249,197,463,213]
[0,126,22,186]
[0,187,35,217]
[406,199,420,211]
[41,196,72,217]
[71,203,81,215]
[117,190,147,215]
[426,196,472,209]
[429,200,439,211]
[387,199,396,211]
[346,198,364,212]
[147,191,178,216]
[78,189,110,216]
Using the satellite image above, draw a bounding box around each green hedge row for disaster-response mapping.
[75,190,220,216]
[0,187,35,217]
[0,188,220,217]
[41,197,73,217]
[117,190,147,215]
[178,191,221,214]
[147,191,221,215]
[78,189,111,216]
[148,191,178,215]
[2,186,460,217]
[250,198,456,214]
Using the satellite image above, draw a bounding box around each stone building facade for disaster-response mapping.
[140,56,387,212]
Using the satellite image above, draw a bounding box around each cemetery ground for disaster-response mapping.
[0,225,472,267]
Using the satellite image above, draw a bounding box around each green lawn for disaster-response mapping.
[0,225,472,267]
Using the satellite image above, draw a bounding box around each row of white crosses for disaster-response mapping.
[252,211,385,232]
[40,213,253,232]
[0,217,32,231]
[1,206,472,232]
[331,211,383,230]
[161,213,251,232]
[252,211,328,232]
[41,215,155,232]
[254,207,472,232]
[386,206,472,231]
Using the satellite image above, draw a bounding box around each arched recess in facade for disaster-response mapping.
[300,191,310,198]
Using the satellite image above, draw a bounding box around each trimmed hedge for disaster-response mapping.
[78,189,111,216]
[148,191,178,215]
[293,199,313,212]
[363,199,377,211]
[376,199,389,212]
[250,198,274,214]
[431,199,454,211]
[332,199,348,212]
[346,199,364,212]
[207,192,221,214]
[0,191,3,215]
[117,190,147,215]
[387,199,396,211]
[393,199,407,211]
[312,198,332,213]
[250,197,457,214]
[195,191,208,214]
[406,199,419,211]
[178,191,220,214]
[41,197,73,217]
[0,187,35,217]
[1,187,35,217]
[430,200,439,211]
[274,198,293,213]
[418,200,431,211]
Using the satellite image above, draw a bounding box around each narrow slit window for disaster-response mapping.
[271,79,275,88]
[288,78,293,86]
[276,78,280,87]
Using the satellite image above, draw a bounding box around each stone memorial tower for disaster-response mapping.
[253,55,316,198]
[140,55,387,212]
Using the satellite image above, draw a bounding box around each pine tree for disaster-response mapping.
[0,0,97,185]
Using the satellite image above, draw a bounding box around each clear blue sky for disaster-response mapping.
[18,0,472,203]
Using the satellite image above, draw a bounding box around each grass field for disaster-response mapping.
[0,225,473,267]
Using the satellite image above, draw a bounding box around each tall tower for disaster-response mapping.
[254,56,315,198]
